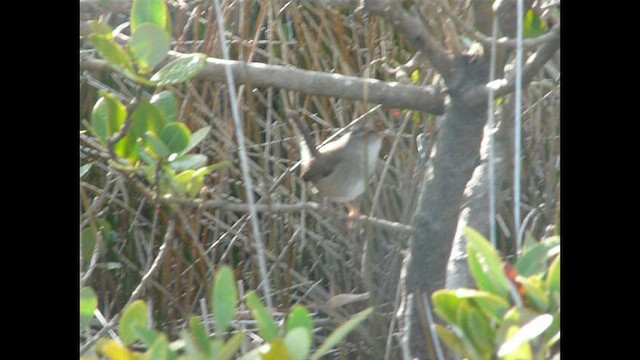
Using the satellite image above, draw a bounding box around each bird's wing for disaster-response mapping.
[300,152,340,182]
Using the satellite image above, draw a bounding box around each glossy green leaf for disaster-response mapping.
[88,20,113,36]
[145,131,170,158]
[145,333,170,360]
[80,287,98,329]
[435,325,466,358]
[310,307,372,360]
[284,327,311,360]
[212,266,238,334]
[246,292,279,342]
[286,306,313,344]
[432,290,464,326]
[218,332,246,360]
[465,227,510,299]
[90,34,135,75]
[130,23,170,72]
[523,9,548,39]
[181,126,211,155]
[498,315,552,359]
[518,275,549,312]
[188,316,211,357]
[515,236,560,277]
[258,339,292,360]
[150,54,207,86]
[169,154,208,172]
[131,0,170,34]
[150,91,178,124]
[120,300,149,346]
[91,93,127,143]
[81,227,97,267]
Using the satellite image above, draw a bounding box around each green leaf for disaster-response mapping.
[454,288,510,323]
[90,34,135,75]
[130,23,171,73]
[411,69,420,84]
[212,266,238,334]
[210,339,223,360]
[132,325,161,346]
[81,227,97,267]
[284,328,311,360]
[462,306,495,356]
[80,163,93,178]
[135,99,165,139]
[150,91,178,124]
[88,20,113,37]
[146,131,171,158]
[145,333,170,360]
[120,300,149,346]
[518,275,549,312]
[465,227,510,300]
[131,0,170,34]
[455,302,482,360]
[114,102,151,162]
[160,122,191,154]
[174,170,196,196]
[80,287,98,330]
[151,54,207,86]
[435,325,466,358]
[169,154,208,172]
[432,290,464,326]
[310,307,372,360]
[189,316,211,357]
[180,126,211,155]
[523,9,548,39]
[246,292,279,342]
[497,315,552,358]
[218,332,246,360]
[286,306,313,345]
[515,236,560,277]
[91,93,127,143]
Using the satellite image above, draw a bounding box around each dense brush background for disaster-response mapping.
[80,0,560,357]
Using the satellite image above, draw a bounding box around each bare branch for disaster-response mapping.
[81,51,445,114]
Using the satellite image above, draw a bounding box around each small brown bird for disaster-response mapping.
[292,115,392,203]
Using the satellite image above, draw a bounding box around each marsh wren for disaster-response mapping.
[292,114,392,202]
